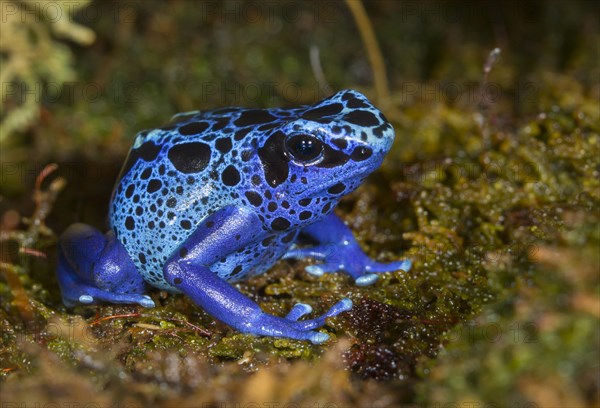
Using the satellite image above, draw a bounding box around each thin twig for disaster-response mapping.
[476,48,502,145]
[89,312,142,326]
[345,0,390,106]
[0,163,65,324]
[19,247,47,258]
[480,47,502,107]
[309,45,333,96]
[88,312,211,337]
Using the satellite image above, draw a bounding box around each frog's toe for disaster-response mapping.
[286,303,313,320]
[304,262,340,276]
[308,332,330,344]
[305,264,325,276]
[78,294,94,304]
[364,258,412,274]
[350,259,410,285]
[64,288,154,308]
[276,328,330,344]
[355,273,379,286]
[105,292,155,307]
[292,298,352,330]
[283,246,330,262]
[137,295,156,308]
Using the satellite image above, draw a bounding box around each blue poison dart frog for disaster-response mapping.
[57,90,411,344]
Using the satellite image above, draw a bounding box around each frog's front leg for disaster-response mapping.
[57,224,155,307]
[162,206,351,344]
[283,213,411,286]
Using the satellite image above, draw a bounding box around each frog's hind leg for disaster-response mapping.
[57,223,154,308]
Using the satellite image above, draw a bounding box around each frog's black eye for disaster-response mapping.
[285,134,323,164]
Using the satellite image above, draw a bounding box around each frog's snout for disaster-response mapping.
[330,89,396,154]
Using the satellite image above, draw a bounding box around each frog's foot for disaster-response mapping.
[59,280,155,308]
[242,298,353,344]
[57,223,154,308]
[283,243,411,286]
[168,263,353,343]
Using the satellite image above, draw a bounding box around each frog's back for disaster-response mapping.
[109,107,298,289]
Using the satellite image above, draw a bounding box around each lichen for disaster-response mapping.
[0,0,95,148]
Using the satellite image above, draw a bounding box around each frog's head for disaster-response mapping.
[254,89,395,224]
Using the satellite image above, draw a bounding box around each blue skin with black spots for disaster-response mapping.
[56,89,411,344]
